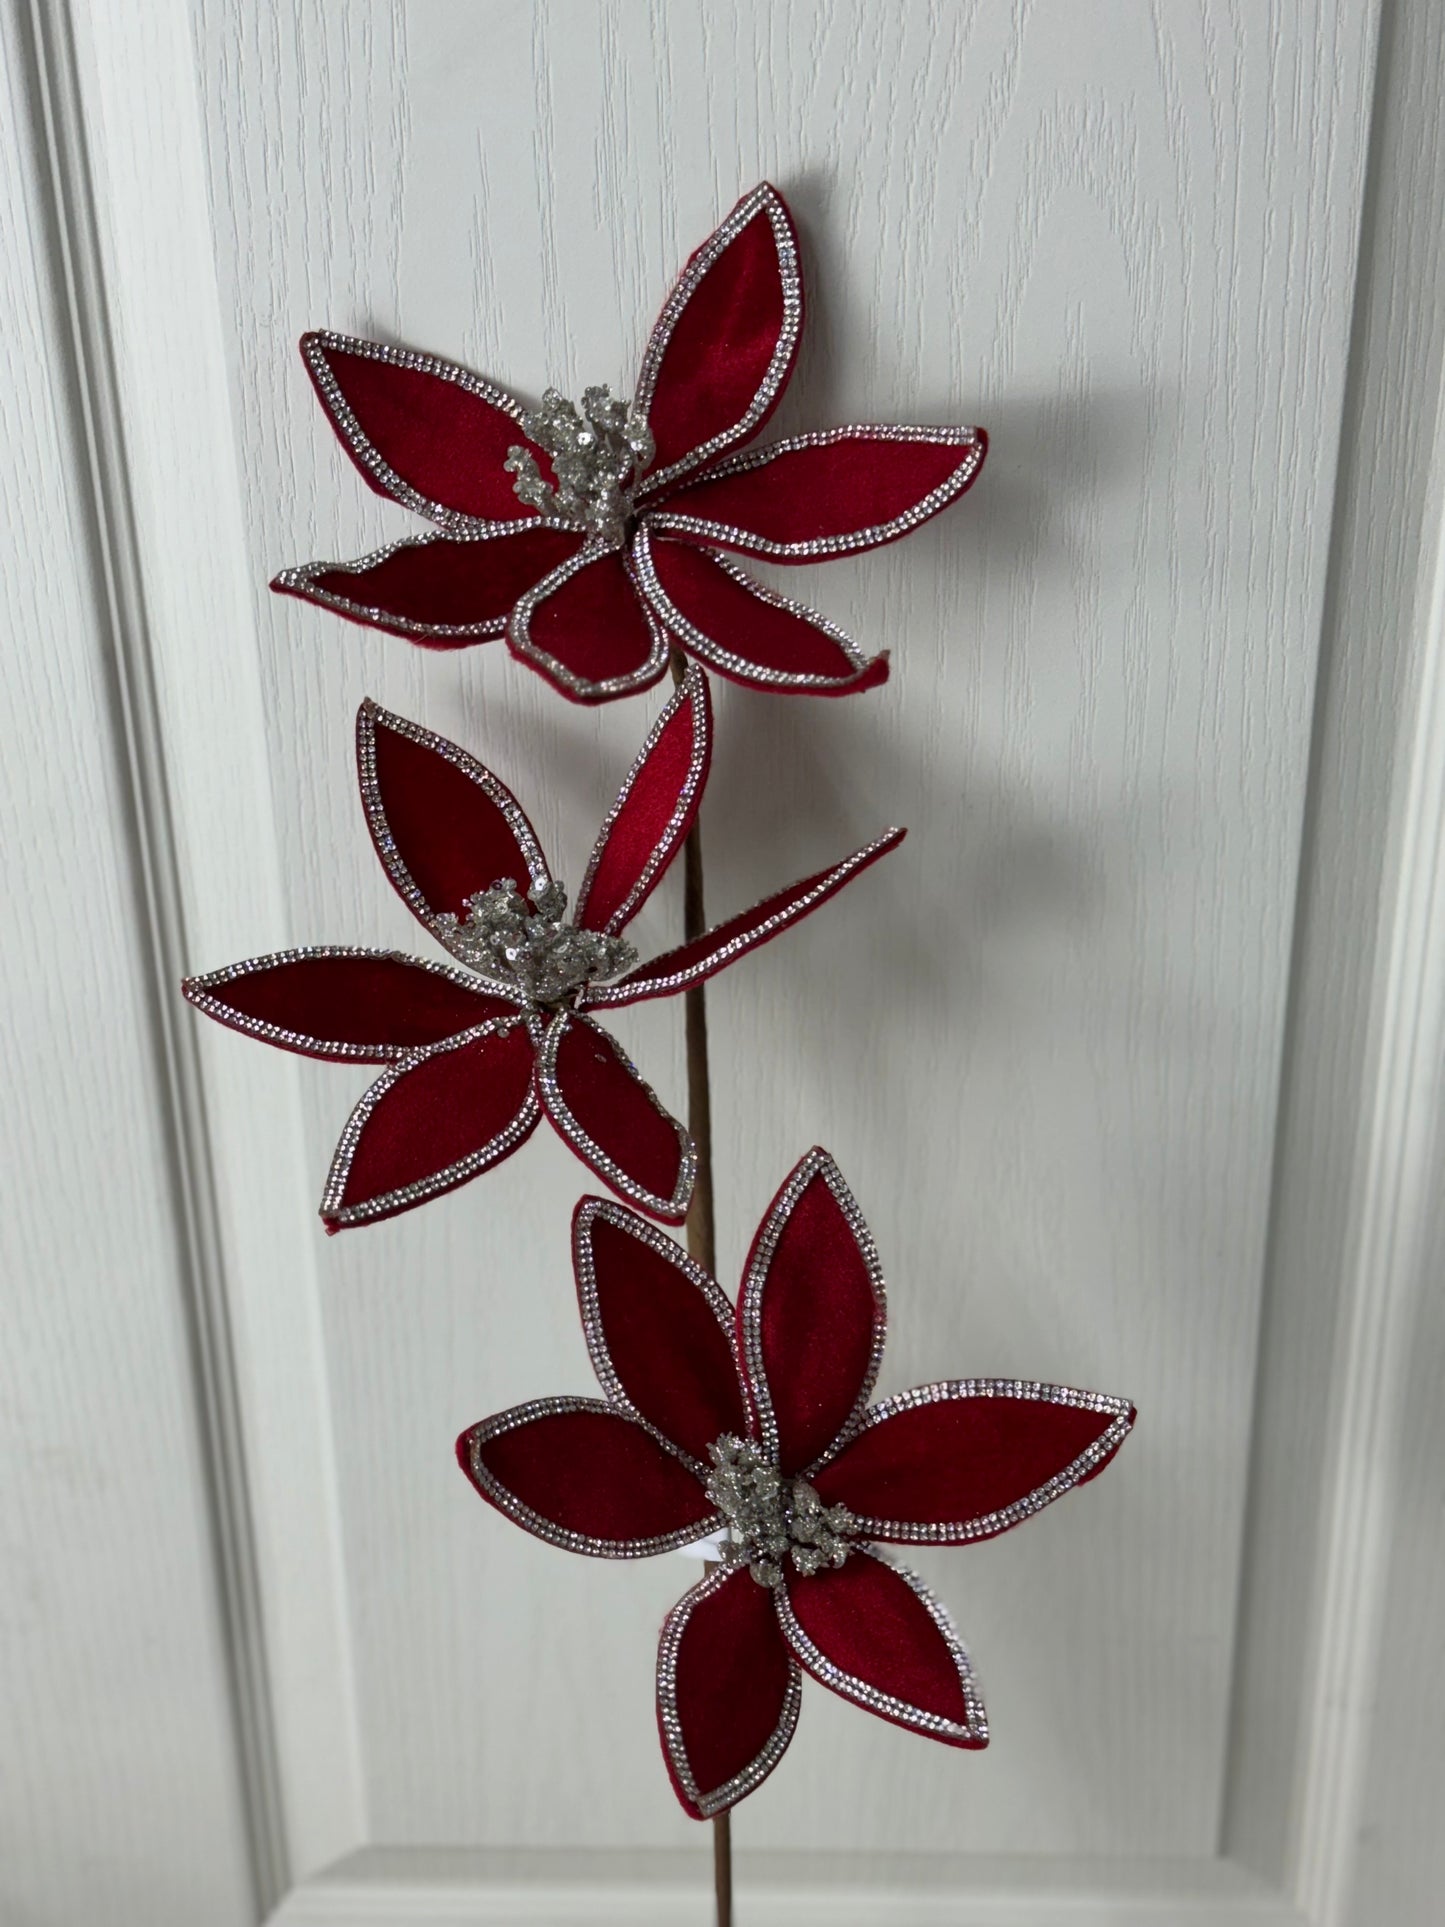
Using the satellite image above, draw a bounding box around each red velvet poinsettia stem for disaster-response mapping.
[671,657,732,1927]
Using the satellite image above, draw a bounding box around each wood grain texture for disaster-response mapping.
[0,4,254,1921]
[165,0,1379,1864]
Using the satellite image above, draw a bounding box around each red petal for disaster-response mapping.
[633,527,887,694]
[182,948,517,1061]
[321,1017,540,1229]
[574,664,711,936]
[300,331,549,525]
[538,1013,694,1222]
[813,1383,1136,1544]
[634,183,802,497]
[507,544,669,703]
[272,528,585,647]
[736,1150,886,1475]
[356,700,550,945]
[460,1400,716,1555]
[657,1565,801,1818]
[585,830,905,1011]
[777,1549,986,1746]
[573,1197,745,1464]
[649,425,987,561]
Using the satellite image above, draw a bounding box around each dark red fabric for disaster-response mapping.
[642,186,798,480]
[575,669,710,934]
[643,538,888,692]
[362,708,540,921]
[659,429,987,559]
[543,1016,687,1219]
[328,1024,536,1226]
[741,1158,883,1474]
[183,953,512,1060]
[510,550,665,700]
[279,528,584,638]
[784,1557,981,1744]
[661,1569,795,1816]
[304,334,546,521]
[462,1405,713,1546]
[577,1206,745,1460]
[591,831,906,1009]
[813,1394,1133,1537]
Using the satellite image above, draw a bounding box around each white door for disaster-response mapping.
[6,2,1445,1922]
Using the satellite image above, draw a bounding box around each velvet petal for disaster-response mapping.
[507,542,670,704]
[272,527,585,647]
[320,1017,541,1229]
[573,1196,745,1466]
[813,1383,1136,1544]
[583,829,906,1011]
[355,700,551,949]
[574,664,711,936]
[736,1148,887,1475]
[634,182,803,498]
[632,526,888,694]
[460,1398,717,1556]
[648,425,987,562]
[537,1012,694,1223]
[182,947,519,1061]
[300,330,552,526]
[777,1547,987,1747]
[657,1564,802,1818]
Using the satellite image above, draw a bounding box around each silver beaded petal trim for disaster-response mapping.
[573,1197,743,1472]
[737,1148,887,1471]
[301,329,542,534]
[633,183,803,503]
[273,526,585,642]
[507,539,671,702]
[465,1398,720,1558]
[656,1563,803,1817]
[573,663,711,936]
[536,1010,696,1222]
[645,423,985,561]
[831,1381,1136,1545]
[355,699,553,954]
[182,944,523,1061]
[773,1545,988,1746]
[320,1013,544,1227]
[580,828,906,1011]
[630,523,884,692]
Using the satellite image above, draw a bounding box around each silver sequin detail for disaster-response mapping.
[573,1198,738,1473]
[634,183,802,502]
[507,539,671,702]
[466,1398,718,1558]
[505,386,654,548]
[656,1564,803,1816]
[645,423,985,560]
[772,1545,989,1745]
[434,878,637,1007]
[535,1010,696,1222]
[581,828,904,1010]
[737,1148,887,1472]
[706,1436,856,1587]
[840,1381,1136,1544]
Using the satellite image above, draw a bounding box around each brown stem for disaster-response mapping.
[671,657,730,1927]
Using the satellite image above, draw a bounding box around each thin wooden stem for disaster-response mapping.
[671,657,731,1927]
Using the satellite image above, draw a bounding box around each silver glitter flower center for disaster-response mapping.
[504,386,655,547]
[705,1435,856,1589]
[435,878,637,1007]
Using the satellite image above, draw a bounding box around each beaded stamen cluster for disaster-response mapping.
[706,1434,856,1588]
[504,386,655,547]
[435,878,637,1006]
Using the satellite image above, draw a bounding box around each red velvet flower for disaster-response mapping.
[273,183,987,703]
[458,1148,1135,1818]
[182,671,901,1229]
